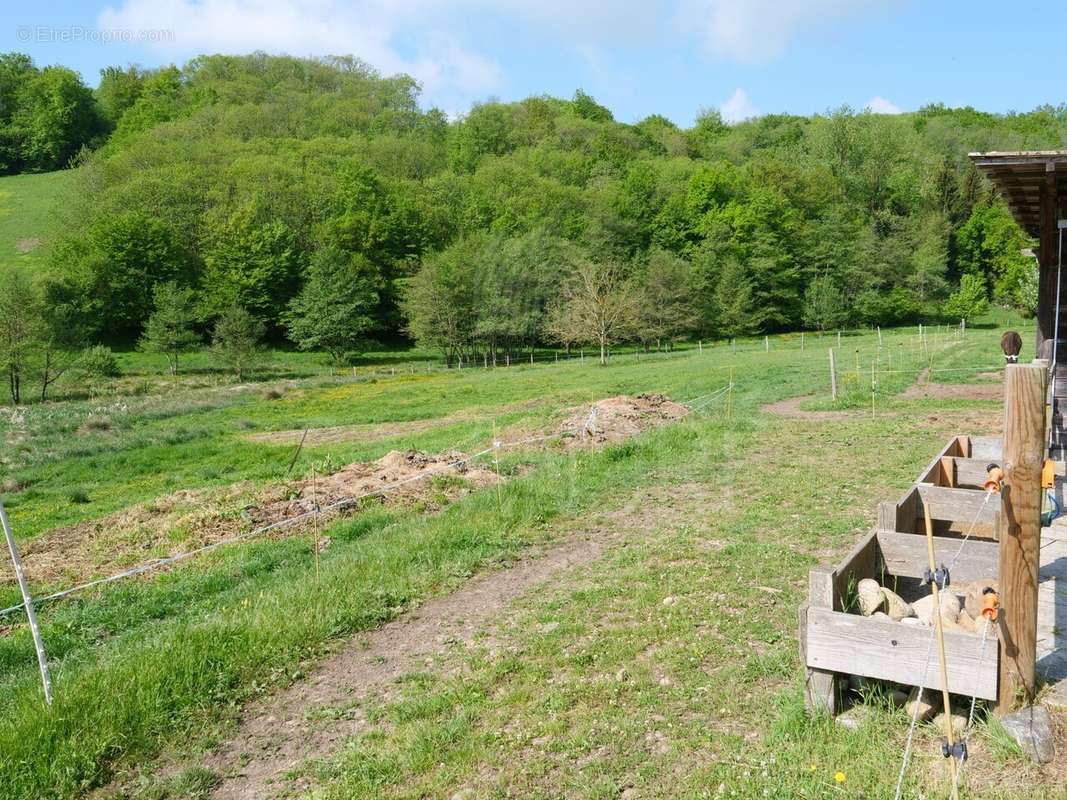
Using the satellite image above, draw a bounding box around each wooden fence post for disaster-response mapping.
[997,362,1047,712]
[1,500,53,705]
[829,348,838,400]
[764,335,769,352]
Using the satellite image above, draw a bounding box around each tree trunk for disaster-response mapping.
[599,339,607,365]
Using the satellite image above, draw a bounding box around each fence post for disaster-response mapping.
[764,335,769,352]
[801,332,805,351]
[699,340,703,354]
[1,500,53,705]
[837,330,841,349]
[996,362,1047,712]
[828,348,838,400]
[580,350,584,364]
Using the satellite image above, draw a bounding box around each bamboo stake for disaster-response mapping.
[1,501,53,705]
[922,501,960,798]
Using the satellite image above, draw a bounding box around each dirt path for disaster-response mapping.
[900,367,1002,401]
[199,531,614,799]
[760,394,856,421]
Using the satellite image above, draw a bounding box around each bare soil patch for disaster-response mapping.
[761,394,855,421]
[14,237,40,253]
[5,450,500,591]
[901,368,1002,401]
[559,393,690,447]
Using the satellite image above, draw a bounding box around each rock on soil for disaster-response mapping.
[559,393,690,447]
[250,449,502,524]
[1000,705,1056,763]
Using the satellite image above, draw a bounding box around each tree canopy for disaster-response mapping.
[0,50,1061,382]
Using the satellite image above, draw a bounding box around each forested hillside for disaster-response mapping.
[4,52,1067,379]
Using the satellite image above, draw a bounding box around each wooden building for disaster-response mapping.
[970,151,1067,456]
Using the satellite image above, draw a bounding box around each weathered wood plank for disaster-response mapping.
[806,607,998,700]
[831,530,879,607]
[875,530,998,584]
[804,569,839,714]
[915,484,1001,525]
[952,457,996,489]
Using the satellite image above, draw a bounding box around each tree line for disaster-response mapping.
[1,52,1064,399]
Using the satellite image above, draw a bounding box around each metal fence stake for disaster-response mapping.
[1,500,53,705]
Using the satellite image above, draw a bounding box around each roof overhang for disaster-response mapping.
[969,151,1067,237]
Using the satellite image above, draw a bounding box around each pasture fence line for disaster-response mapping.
[0,383,737,626]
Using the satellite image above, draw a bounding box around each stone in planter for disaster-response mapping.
[857,578,885,616]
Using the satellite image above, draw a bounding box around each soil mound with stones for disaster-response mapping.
[559,393,690,447]
[6,450,500,592]
[250,449,502,525]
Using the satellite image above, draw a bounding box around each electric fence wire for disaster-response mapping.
[0,431,557,619]
[893,488,997,800]
[2,379,742,618]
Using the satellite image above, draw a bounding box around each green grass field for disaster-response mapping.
[0,316,1057,800]
[0,170,75,277]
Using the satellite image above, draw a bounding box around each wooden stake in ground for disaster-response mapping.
[997,361,1047,711]
[922,502,959,799]
[828,348,838,400]
[0,500,53,705]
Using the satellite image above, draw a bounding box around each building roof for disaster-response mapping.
[969,151,1067,237]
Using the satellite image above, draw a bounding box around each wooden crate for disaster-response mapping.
[799,527,1000,715]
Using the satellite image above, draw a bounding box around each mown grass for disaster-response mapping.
[0,170,75,278]
[0,315,1036,800]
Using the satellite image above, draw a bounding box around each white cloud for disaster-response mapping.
[679,0,890,63]
[865,95,903,114]
[98,0,502,94]
[719,87,757,123]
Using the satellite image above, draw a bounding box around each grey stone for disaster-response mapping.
[880,587,915,620]
[834,705,873,731]
[905,686,939,722]
[999,705,1056,764]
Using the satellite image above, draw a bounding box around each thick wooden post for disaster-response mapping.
[997,362,1047,711]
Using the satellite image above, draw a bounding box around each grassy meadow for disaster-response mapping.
[0,170,74,278]
[0,316,1053,800]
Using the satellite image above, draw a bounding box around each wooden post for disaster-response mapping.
[997,362,1047,712]
[801,332,805,350]
[1,501,53,705]
[699,340,703,353]
[829,348,838,400]
[837,330,841,349]
[799,567,839,714]
[764,335,769,352]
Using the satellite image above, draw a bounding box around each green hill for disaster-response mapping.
[0,170,75,277]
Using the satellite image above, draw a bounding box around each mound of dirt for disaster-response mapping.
[559,393,690,447]
[5,450,501,592]
[251,449,502,524]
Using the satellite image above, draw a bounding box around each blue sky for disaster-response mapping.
[3,1,1064,126]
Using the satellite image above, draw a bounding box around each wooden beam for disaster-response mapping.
[806,608,998,700]
[915,484,1001,525]
[1036,165,1059,356]
[802,568,839,714]
[875,529,998,584]
[997,363,1047,712]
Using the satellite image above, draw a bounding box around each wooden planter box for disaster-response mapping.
[878,435,1004,539]
[799,435,1004,715]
